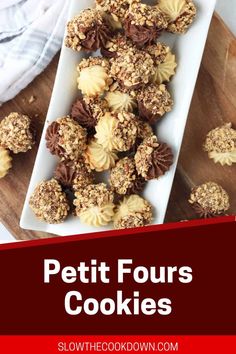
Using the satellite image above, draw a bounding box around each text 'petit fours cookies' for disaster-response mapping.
[135,135,174,181]
[0,148,12,179]
[65,8,112,52]
[110,157,146,196]
[124,2,168,47]
[189,182,230,218]
[46,116,87,161]
[157,0,197,34]
[203,123,236,166]
[29,179,70,224]
[0,112,34,154]
[114,194,153,229]
[74,183,115,227]
[77,57,112,97]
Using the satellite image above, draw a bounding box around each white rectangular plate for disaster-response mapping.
[20,0,216,236]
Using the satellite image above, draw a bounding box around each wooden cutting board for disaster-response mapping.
[0,14,235,240]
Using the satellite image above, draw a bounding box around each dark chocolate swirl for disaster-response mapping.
[192,203,219,219]
[54,160,76,188]
[81,23,112,52]
[45,122,65,157]
[127,176,146,195]
[71,98,97,129]
[138,102,162,124]
[101,46,118,59]
[124,16,159,47]
[147,143,173,180]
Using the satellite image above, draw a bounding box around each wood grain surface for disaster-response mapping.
[0,14,235,240]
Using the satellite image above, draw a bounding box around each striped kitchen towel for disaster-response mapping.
[0,0,70,105]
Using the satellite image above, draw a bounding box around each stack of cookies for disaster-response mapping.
[29,0,198,229]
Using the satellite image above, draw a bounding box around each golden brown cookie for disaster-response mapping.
[95,112,138,152]
[157,0,197,34]
[65,8,112,52]
[203,123,236,166]
[84,139,118,172]
[189,182,230,218]
[0,112,34,154]
[77,57,112,97]
[105,84,137,113]
[74,183,115,227]
[137,84,173,124]
[0,148,12,179]
[29,179,70,224]
[134,135,174,181]
[110,157,146,195]
[110,46,155,89]
[45,116,87,161]
[114,194,153,229]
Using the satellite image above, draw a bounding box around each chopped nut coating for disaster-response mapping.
[189,182,230,218]
[29,179,69,224]
[0,112,34,154]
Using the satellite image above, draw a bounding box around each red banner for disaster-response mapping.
[0,216,235,336]
[0,335,235,353]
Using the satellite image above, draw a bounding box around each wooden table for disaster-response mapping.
[0,14,235,240]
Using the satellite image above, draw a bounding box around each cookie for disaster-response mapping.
[29,179,70,224]
[114,194,153,229]
[189,182,230,218]
[74,183,115,226]
[134,135,173,180]
[203,123,236,166]
[0,112,34,154]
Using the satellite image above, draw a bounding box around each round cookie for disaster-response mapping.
[0,112,34,154]
[134,135,174,181]
[110,47,155,89]
[146,43,177,84]
[95,0,138,29]
[77,57,112,97]
[114,194,153,229]
[105,83,137,113]
[45,116,87,161]
[136,84,173,124]
[101,33,133,58]
[29,179,70,224]
[71,96,108,130]
[95,112,138,152]
[189,182,230,218]
[74,183,115,227]
[84,138,118,172]
[110,157,146,195]
[124,2,168,47]
[203,123,236,166]
[54,158,94,191]
[65,8,112,52]
[0,148,12,179]
[157,0,197,34]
